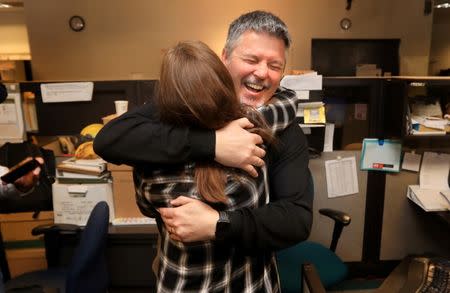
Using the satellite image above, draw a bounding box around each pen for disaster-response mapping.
[372,163,394,169]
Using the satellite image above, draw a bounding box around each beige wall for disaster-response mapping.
[0,10,29,57]
[20,0,433,80]
[429,9,450,75]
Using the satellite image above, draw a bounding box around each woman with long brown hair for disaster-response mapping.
[134,40,298,292]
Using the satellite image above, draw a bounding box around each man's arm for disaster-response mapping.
[160,123,313,252]
[94,101,215,166]
[94,101,265,175]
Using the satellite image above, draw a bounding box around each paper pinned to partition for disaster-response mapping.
[41,82,94,103]
[0,84,25,144]
[325,156,359,198]
[323,123,335,152]
[420,152,450,190]
[0,103,17,124]
[401,152,422,172]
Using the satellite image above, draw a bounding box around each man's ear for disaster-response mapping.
[221,49,228,63]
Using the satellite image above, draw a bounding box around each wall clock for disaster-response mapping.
[69,15,85,32]
[340,18,352,30]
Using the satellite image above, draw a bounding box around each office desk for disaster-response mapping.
[375,257,412,293]
[409,201,450,229]
[54,224,159,292]
[435,211,450,228]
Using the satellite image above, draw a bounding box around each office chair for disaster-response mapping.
[4,201,110,293]
[276,172,351,293]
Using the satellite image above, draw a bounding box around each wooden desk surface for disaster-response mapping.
[375,257,411,293]
[108,223,159,235]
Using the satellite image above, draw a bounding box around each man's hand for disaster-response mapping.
[215,118,266,177]
[159,196,219,242]
[13,157,43,193]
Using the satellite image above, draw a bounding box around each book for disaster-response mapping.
[61,158,106,170]
[57,158,106,176]
[57,175,111,184]
[57,164,105,176]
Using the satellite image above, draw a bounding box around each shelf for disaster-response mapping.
[403,135,450,149]
[404,134,449,141]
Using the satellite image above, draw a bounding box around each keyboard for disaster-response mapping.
[418,258,450,293]
[403,257,450,293]
[112,217,156,226]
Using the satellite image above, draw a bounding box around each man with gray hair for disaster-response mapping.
[95,9,312,254]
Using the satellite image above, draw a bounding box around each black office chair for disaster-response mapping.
[276,172,351,293]
[4,201,110,293]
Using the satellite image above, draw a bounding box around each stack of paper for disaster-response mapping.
[410,116,448,136]
[408,100,450,135]
[280,71,322,101]
[355,64,382,76]
[407,152,450,212]
[280,72,322,91]
[407,185,450,212]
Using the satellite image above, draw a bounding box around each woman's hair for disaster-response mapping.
[156,40,273,203]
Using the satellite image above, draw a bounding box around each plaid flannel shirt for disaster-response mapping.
[135,87,298,293]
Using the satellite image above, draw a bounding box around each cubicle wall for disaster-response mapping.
[310,149,449,264]
[308,151,367,262]
[381,172,450,260]
[19,80,157,136]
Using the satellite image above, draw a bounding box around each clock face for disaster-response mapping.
[340,18,352,30]
[69,15,85,32]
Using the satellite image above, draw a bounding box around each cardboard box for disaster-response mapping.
[108,163,143,218]
[6,248,47,278]
[0,211,54,242]
[52,182,115,226]
[0,212,54,277]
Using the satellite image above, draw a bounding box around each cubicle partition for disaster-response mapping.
[306,77,449,277]
[308,151,367,262]
[20,80,157,136]
[382,172,450,260]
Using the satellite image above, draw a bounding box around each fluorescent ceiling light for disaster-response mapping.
[434,0,450,8]
[0,1,24,9]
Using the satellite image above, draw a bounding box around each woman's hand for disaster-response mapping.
[159,196,219,242]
